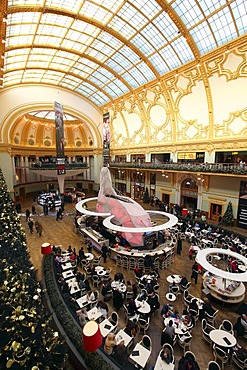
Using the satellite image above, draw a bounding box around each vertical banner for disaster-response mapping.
[54,101,65,158]
[237,180,247,229]
[103,112,110,165]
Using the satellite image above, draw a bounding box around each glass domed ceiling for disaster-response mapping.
[1,0,246,106]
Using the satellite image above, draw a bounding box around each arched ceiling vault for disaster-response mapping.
[0,0,246,107]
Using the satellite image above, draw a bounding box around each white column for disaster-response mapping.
[145,153,151,163]
[205,152,215,163]
[57,175,65,194]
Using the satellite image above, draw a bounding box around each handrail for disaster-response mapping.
[109,162,247,175]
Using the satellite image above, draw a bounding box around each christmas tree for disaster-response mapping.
[222,201,234,226]
[0,168,67,369]
[142,187,150,203]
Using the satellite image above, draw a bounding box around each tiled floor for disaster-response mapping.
[19,195,247,370]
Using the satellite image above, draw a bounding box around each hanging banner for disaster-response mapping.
[237,180,247,229]
[103,112,110,165]
[54,101,65,158]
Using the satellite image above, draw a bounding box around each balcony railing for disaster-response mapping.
[29,162,88,170]
[110,161,247,175]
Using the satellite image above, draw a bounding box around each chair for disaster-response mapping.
[116,255,122,267]
[163,343,175,364]
[92,274,101,288]
[108,311,119,332]
[153,284,160,294]
[169,284,180,296]
[122,256,129,269]
[90,290,99,308]
[138,316,150,334]
[213,344,229,370]
[184,290,194,306]
[139,335,152,352]
[189,308,199,323]
[219,319,234,335]
[184,351,196,363]
[153,256,159,270]
[93,256,100,266]
[201,318,215,347]
[207,361,221,370]
[177,334,192,354]
[126,290,134,301]
[85,267,92,280]
[102,272,110,283]
[232,350,247,369]
[129,257,136,269]
[137,257,144,270]
[205,309,218,326]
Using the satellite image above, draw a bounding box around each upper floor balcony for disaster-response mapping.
[109,161,247,176]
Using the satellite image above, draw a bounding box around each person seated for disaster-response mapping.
[233,345,247,361]
[113,340,128,365]
[76,308,88,326]
[161,320,175,346]
[160,347,172,364]
[199,297,214,319]
[234,314,247,337]
[171,310,180,320]
[189,298,198,313]
[67,245,73,253]
[104,333,117,355]
[124,318,138,337]
[97,300,109,319]
[126,298,138,317]
[161,304,173,318]
[147,291,160,313]
[178,356,200,370]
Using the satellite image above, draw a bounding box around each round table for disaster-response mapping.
[97,269,107,276]
[111,281,127,293]
[166,293,176,302]
[95,265,104,271]
[238,265,247,272]
[85,253,94,261]
[135,299,151,314]
[209,329,237,347]
[164,317,188,335]
[167,275,182,284]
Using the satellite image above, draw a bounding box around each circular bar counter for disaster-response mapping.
[202,272,246,303]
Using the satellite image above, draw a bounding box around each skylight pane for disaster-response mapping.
[105,59,125,74]
[231,0,247,36]
[97,32,123,50]
[159,45,181,70]
[136,62,156,80]
[104,83,121,98]
[149,53,169,74]
[90,39,116,55]
[8,0,43,5]
[108,16,136,39]
[111,52,133,70]
[133,0,161,18]
[118,2,147,28]
[120,45,140,64]
[7,35,34,47]
[87,48,107,62]
[121,71,139,89]
[131,34,155,55]
[46,0,81,12]
[172,0,203,28]
[79,1,112,24]
[208,8,237,45]
[199,0,227,17]
[171,37,194,63]
[90,92,110,106]
[153,12,178,42]
[141,23,167,49]
[123,66,148,85]
[190,22,216,53]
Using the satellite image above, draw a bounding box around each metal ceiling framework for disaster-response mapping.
[0,0,246,107]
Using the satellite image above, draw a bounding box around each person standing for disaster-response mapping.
[191,261,199,285]
[177,236,182,255]
[101,243,108,263]
[28,217,34,233]
[26,209,30,222]
[37,222,43,237]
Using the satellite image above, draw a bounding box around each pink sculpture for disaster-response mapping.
[97,167,152,247]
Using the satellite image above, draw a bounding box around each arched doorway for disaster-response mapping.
[180,178,198,212]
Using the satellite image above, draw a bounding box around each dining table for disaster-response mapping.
[61,262,73,271]
[76,295,90,309]
[135,298,151,314]
[164,317,189,335]
[86,307,103,321]
[115,329,133,347]
[209,329,237,348]
[129,342,151,369]
[85,252,94,261]
[99,319,116,337]
[111,280,127,293]
[62,269,74,280]
[166,275,182,284]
